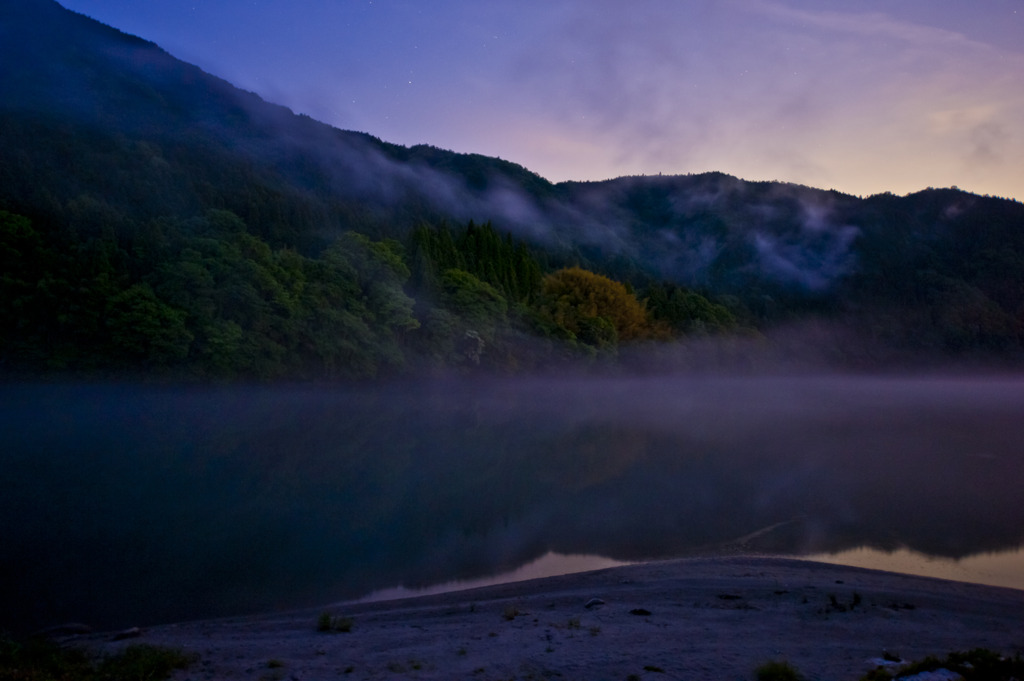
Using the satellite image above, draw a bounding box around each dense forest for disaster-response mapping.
[0,209,739,378]
[1,0,1023,379]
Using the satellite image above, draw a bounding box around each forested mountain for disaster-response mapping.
[2,0,1023,378]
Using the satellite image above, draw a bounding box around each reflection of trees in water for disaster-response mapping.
[3,377,1024,631]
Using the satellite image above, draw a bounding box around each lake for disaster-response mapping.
[2,374,1023,633]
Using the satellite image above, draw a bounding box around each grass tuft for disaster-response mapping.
[98,644,196,680]
[0,635,195,681]
[755,660,804,681]
[859,649,1024,681]
[316,612,353,633]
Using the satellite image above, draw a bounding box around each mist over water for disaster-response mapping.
[2,374,1023,633]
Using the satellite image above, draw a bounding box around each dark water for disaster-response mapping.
[2,375,1023,633]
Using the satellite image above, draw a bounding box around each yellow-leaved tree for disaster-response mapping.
[537,266,656,347]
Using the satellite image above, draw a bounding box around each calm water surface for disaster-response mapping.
[2,374,1022,632]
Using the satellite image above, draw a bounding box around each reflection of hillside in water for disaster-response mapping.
[2,376,1023,632]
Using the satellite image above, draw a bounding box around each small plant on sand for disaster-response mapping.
[826,592,863,613]
[567,617,581,630]
[0,635,195,681]
[316,612,353,633]
[388,660,426,673]
[860,648,1024,681]
[502,605,522,621]
[755,660,804,681]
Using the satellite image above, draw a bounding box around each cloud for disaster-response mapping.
[498,0,1024,198]
[58,0,1023,199]
[745,0,983,48]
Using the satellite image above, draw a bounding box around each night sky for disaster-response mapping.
[57,0,1024,200]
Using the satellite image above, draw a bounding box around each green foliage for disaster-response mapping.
[0,636,92,681]
[755,660,804,681]
[847,191,1024,358]
[105,283,193,364]
[644,282,738,335]
[405,221,561,370]
[0,636,195,681]
[576,315,618,349]
[0,209,420,379]
[440,269,508,325]
[2,202,703,374]
[409,220,542,304]
[96,644,196,681]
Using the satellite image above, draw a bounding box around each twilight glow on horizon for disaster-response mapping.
[59,0,1024,200]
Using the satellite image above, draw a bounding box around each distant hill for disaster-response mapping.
[2,0,1022,376]
[0,0,560,247]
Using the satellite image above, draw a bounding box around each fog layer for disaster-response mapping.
[2,374,1022,632]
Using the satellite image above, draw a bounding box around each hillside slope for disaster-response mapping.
[2,0,1023,375]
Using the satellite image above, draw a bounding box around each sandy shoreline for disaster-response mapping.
[76,556,1024,681]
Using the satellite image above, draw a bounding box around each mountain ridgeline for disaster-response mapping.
[2,0,1023,378]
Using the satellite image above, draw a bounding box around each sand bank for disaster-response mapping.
[76,556,1024,680]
